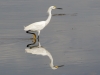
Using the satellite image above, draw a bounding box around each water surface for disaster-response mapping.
[0,0,100,75]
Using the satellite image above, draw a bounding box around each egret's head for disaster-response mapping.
[54,66,59,69]
[48,6,62,13]
[50,64,64,70]
[50,6,63,10]
[51,66,59,70]
[50,6,56,9]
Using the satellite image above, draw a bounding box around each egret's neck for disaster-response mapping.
[45,8,52,25]
[46,51,54,68]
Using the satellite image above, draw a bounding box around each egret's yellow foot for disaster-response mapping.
[32,34,36,43]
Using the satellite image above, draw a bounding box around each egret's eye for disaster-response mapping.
[53,6,56,9]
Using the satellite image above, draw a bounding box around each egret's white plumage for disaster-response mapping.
[24,6,57,37]
[24,21,45,31]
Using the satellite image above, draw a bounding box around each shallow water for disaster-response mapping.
[0,0,100,75]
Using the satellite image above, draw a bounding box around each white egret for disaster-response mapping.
[25,42,64,70]
[24,6,61,40]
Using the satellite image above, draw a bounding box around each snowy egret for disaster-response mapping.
[24,6,61,40]
[25,42,64,70]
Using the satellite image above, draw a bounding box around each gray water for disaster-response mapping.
[0,0,100,75]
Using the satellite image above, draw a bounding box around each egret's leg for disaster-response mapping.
[32,33,36,43]
[26,30,31,34]
[33,33,36,39]
[27,42,36,48]
[38,36,39,42]
[26,30,35,34]
[37,31,40,42]
[26,31,29,33]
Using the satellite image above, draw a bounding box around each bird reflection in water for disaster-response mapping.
[25,39,64,70]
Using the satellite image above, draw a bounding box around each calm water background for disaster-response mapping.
[0,0,100,75]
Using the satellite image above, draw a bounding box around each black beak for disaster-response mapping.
[56,8,63,10]
[58,65,64,67]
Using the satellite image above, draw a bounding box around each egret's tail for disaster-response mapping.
[24,26,26,31]
[24,26,26,28]
[24,26,31,31]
